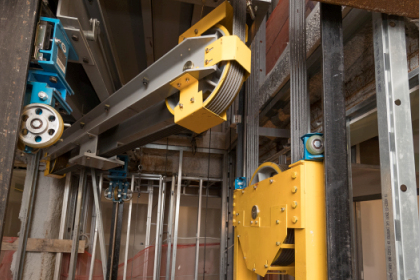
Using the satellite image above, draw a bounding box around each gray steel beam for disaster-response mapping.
[290,0,310,162]
[194,180,203,280]
[373,13,419,280]
[0,0,40,251]
[53,172,72,280]
[320,3,352,279]
[171,151,183,280]
[45,35,218,161]
[258,127,290,138]
[14,152,41,280]
[165,176,176,280]
[68,169,87,280]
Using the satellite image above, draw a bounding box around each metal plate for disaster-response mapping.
[69,152,124,170]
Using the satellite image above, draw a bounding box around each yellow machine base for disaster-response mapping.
[233,161,327,280]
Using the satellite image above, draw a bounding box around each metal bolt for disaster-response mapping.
[255,221,258,224]
[269,179,273,184]
[38,91,48,101]
[82,57,89,63]
[276,220,279,224]
[104,104,110,112]
[185,78,189,82]
[292,201,298,209]
[281,207,285,212]
[190,97,194,103]
[49,76,58,83]
[252,268,256,272]
[389,21,396,27]
[292,216,298,224]
[292,186,298,193]
[244,257,246,259]
[80,122,85,128]
[292,172,297,179]
[276,242,281,246]
[143,77,149,86]
[194,29,198,34]
[236,213,239,216]
[72,34,79,41]
[241,190,245,194]
[177,83,181,87]
[179,103,183,109]
[238,221,240,224]
[237,235,240,238]
[253,185,257,190]
[250,221,253,224]
[264,264,268,268]
[30,119,42,129]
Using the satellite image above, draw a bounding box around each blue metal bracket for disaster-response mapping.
[234,177,247,190]
[301,133,324,161]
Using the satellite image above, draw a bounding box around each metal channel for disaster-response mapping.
[0,0,40,251]
[143,181,154,279]
[165,176,176,280]
[68,168,87,280]
[156,180,167,280]
[15,152,41,280]
[347,117,357,278]
[123,175,135,280]
[53,172,72,280]
[170,151,184,280]
[372,13,419,280]
[290,0,310,162]
[219,154,228,280]
[153,177,164,280]
[354,202,364,280]
[91,170,108,278]
[320,3,352,279]
[194,180,203,280]
[45,36,218,160]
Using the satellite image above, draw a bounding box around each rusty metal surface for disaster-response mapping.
[313,0,418,18]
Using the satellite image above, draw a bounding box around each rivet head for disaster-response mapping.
[253,185,257,189]
[238,221,240,224]
[194,29,198,34]
[250,221,253,224]
[292,201,298,209]
[190,97,194,103]
[242,190,245,194]
[255,221,258,224]
[237,235,240,238]
[292,216,298,224]
[177,83,181,87]
[292,186,298,193]
[186,78,189,82]
[236,213,239,216]
[270,179,274,184]
[252,268,256,272]
[292,172,297,179]
[179,103,183,109]
[281,207,285,212]
[276,220,280,224]
[264,264,269,268]
[276,242,281,246]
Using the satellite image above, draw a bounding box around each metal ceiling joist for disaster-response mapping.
[313,0,419,18]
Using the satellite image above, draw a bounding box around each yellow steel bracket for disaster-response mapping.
[179,2,234,43]
[233,161,327,279]
[173,79,227,134]
[43,158,66,179]
[204,35,251,79]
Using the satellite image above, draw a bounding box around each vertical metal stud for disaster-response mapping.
[68,168,87,280]
[373,13,419,280]
[171,150,183,280]
[143,180,153,279]
[219,154,229,280]
[53,172,72,280]
[320,3,353,279]
[165,176,176,280]
[123,175,135,280]
[156,179,167,280]
[153,177,164,280]
[194,180,203,280]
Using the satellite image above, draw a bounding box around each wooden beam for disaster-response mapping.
[312,0,418,18]
[2,238,86,253]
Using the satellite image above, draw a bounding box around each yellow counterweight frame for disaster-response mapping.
[233,161,327,279]
[166,2,251,134]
